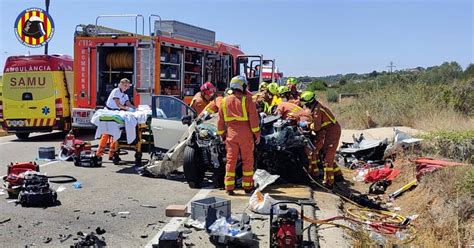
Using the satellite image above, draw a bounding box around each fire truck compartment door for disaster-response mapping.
[151,95,196,150]
[136,42,154,105]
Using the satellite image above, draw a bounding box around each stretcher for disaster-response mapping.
[111,117,153,166]
[91,107,154,166]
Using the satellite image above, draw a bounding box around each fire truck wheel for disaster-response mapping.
[183,146,205,189]
[15,132,30,140]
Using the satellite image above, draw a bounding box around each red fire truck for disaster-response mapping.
[261,59,284,84]
[72,14,260,129]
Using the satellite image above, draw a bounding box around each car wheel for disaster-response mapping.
[15,132,30,140]
[183,145,205,189]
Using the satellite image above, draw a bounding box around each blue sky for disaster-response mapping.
[0,0,472,76]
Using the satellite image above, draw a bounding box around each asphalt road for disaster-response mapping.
[0,131,201,247]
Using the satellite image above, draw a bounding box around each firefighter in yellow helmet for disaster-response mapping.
[253,82,272,114]
[267,82,282,110]
[286,77,300,100]
[217,76,260,195]
[300,91,343,188]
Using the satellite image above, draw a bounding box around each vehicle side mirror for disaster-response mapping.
[181,115,193,126]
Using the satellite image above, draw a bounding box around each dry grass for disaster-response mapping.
[330,81,474,132]
[395,164,474,247]
[413,108,474,132]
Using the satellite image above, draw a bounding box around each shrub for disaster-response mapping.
[326,89,339,103]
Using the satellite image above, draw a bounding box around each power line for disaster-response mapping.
[387,61,396,74]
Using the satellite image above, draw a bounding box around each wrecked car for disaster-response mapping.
[141,96,314,188]
[182,114,313,188]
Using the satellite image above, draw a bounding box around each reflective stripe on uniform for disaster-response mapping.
[224,180,235,186]
[222,96,249,122]
[290,106,303,113]
[217,130,225,135]
[251,126,260,133]
[324,167,334,171]
[243,171,253,177]
[242,182,252,187]
[334,167,341,172]
[321,121,333,128]
[206,108,216,114]
[320,108,337,125]
[225,172,236,177]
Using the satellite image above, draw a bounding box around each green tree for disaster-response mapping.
[338,78,347,86]
[464,64,474,79]
[307,79,327,91]
[370,70,379,78]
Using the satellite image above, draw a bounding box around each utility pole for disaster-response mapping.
[387,61,396,74]
[44,0,50,55]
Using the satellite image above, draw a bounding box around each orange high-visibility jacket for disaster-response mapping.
[217,92,260,137]
[309,103,337,132]
[190,92,209,115]
[275,102,304,119]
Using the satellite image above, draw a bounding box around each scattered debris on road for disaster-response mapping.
[59,234,73,243]
[166,204,188,217]
[140,204,157,208]
[95,227,106,235]
[0,218,11,224]
[72,232,107,247]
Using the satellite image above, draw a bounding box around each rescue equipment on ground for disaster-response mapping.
[59,131,89,160]
[17,171,58,207]
[3,162,40,198]
[269,201,316,248]
[156,231,183,248]
[74,150,103,167]
[38,147,55,160]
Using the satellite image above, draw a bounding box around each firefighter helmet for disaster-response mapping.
[23,16,46,39]
[278,85,291,95]
[200,82,216,96]
[267,82,279,95]
[259,82,268,92]
[229,76,247,92]
[286,77,298,85]
[300,91,316,104]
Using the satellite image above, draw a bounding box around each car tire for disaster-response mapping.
[15,132,30,140]
[183,145,205,189]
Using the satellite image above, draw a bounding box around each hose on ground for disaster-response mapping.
[302,166,417,244]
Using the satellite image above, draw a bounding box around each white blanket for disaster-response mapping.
[91,108,151,144]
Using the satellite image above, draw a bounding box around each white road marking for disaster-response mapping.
[145,188,212,248]
[40,161,60,167]
[0,142,12,145]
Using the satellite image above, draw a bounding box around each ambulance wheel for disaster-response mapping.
[15,132,30,140]
[183,146,205,189]
[134,152,142,166]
